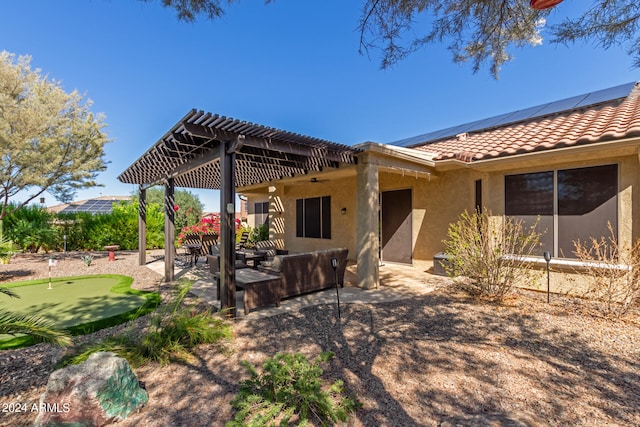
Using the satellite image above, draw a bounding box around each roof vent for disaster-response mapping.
[454,151,476,162]
[456,132,468,141]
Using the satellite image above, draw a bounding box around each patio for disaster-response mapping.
[146,256,450,319]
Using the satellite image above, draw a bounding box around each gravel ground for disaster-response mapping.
[1,251,639,426]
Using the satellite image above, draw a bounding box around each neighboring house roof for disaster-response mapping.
[48,196,131,214]
[391,81,640,163]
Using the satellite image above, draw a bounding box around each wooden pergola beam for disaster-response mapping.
[182,122,354,165]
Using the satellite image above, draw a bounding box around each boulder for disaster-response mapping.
[34,352,148,427]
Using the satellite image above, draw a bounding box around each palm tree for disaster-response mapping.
[0,287,72,347]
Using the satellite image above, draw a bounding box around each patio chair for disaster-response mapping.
[201,234,218,255]
[183,233,201,246]
[180,233,203,265]
[207,244,250,274]
[236,231,250,250]
[174,244,191,267]
[254,240,289,261]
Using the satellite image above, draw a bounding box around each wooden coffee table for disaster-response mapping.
[236,250,266,268]
[215,269,281,315]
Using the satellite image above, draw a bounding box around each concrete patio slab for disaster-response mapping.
[146,257,451,320]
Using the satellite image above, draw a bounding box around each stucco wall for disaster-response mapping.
[246,176,358,258]
[244,148,640,295]
[378,168,481,263]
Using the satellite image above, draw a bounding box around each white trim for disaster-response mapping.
[503,254,631,271]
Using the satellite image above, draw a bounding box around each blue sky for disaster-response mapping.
[1,0,638,211]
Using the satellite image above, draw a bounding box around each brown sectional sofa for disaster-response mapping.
[258,248,349,299]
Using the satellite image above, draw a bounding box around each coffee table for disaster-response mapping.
[236,250,266,268]
[214,269,281,315]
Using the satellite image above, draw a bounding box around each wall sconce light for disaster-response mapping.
[341,208,347,215]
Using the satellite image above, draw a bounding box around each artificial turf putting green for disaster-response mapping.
[0,274,160,349]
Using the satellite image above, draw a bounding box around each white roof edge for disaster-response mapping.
[354,141,438,165]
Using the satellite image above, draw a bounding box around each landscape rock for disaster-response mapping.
[34,351,148,427]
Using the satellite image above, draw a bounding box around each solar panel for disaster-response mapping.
[59,199,118,215]
[391,81,636,147]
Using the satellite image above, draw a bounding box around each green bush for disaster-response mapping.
[0,220,16,263]
[3,204,57,252]
[52,200,165,251]
[444,208,542,301]
[249,223,269,245]
[228,351,360,427]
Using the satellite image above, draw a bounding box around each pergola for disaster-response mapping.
[118,109,359,316]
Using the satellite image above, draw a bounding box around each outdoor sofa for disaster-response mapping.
[253,240,289,259]
[258,248,348,299]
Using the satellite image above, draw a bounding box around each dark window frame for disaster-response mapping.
[295,196,331,239]
[254,201,269,228]
[505,164,618,259]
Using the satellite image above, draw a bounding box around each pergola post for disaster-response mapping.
[138,187,147,266]
[220,140,237,317]
[356,154,380,289]
[164,178,175,282]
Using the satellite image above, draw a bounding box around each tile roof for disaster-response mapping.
[408,82,640,162]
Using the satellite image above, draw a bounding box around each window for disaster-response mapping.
[475,179,482,213]
[296,196,331,239]
[505,164,617,258]
[254,202,269,227]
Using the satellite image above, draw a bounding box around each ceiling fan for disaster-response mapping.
[309,177,330,183]
[288,176,331,186]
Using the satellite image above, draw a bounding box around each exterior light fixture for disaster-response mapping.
[331,257,341,320]
[543,251,552,303]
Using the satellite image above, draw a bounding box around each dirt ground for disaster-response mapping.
[1,251,639,426]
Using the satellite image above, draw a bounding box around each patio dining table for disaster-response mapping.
[183,243,202,266]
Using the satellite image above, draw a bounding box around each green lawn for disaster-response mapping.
[0,275,160,349]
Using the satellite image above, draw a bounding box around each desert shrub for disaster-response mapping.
[137,284,231,364]
[228,351,360,427]
[572,223,640,318]
[444,208,542,301]
[59,281,232,367]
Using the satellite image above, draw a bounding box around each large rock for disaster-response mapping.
[34,352,148,427]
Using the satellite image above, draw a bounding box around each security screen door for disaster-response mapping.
[381,189,413,264]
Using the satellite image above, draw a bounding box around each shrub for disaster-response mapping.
[572,223,640,318]
[137,284,231,364]
[249,223,269,245]
[228,351,360,427]
[0,220,16,263]
[444,208,542,301]
[59,280,232,368]
[3,205,57,253]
